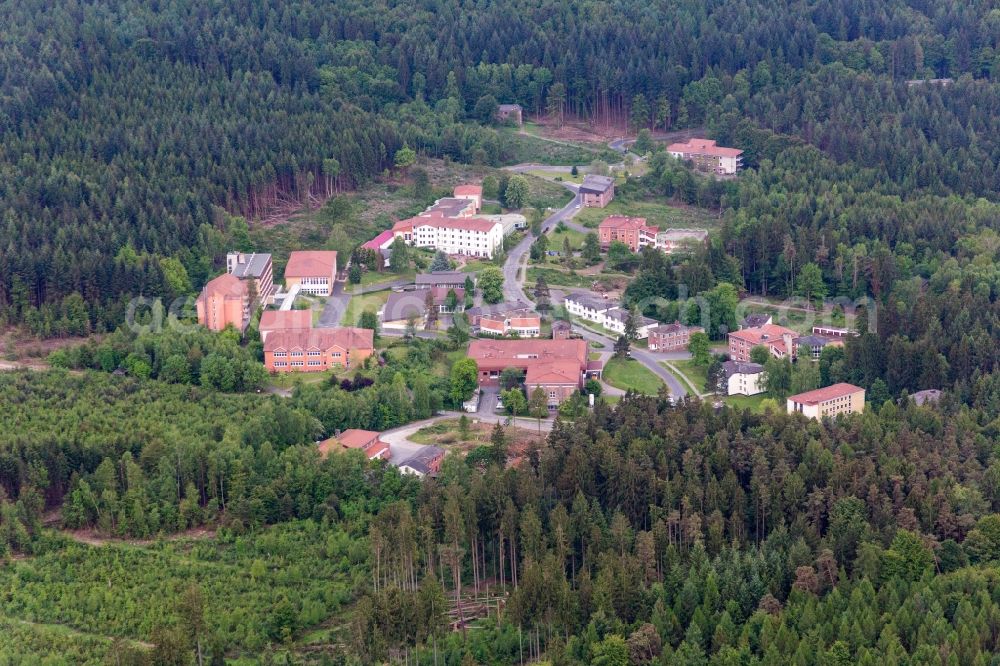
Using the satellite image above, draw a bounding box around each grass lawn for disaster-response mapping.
[522,175,574,209]
[574,197,719,230]
[671,359,710,393]
[722,393,769,412]
[358,269,414,288]
[500,128,617,167]
[267,368,339,391]
[546,225,590,252]
[340,290,391,326]
[603,357,666,395]
[524,169,585,185]
[527,266,599,289]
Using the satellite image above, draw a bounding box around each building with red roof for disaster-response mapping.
[728,323,799,362]
[196,274,250,332]
[453,184,483,211]
[787,383,865,419]
[467,339,600,406]
[263,327,374,373]
[318,429,390,460]
[259,310,312,342]
[598,215,659,252]
[667,139,743,175]
[284,250,338,296]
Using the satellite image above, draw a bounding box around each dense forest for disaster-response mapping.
[4,0,1000,334]
[3,0,1000,663]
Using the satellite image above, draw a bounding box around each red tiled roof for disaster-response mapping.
[454,184,483,197]
[526,360,582,385]
[201,273,247,298]
[363,230,396,250]
[599,215,657,233]
[728,324,798,346]
[334,429,381,449]
[788,383,864,404]
[667,139,743,158]
[285,251,337,278]
[259,310,312,332]
[414,217,499,233]
[468,339,588,371]
[264,326,373,352]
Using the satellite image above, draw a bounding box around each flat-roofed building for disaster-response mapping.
[655,229,709,253]
[226,252,275,305]
[787,383,865,419]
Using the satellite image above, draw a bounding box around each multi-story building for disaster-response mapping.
[666,139,743,175]
[467,339,601,406]
[796,334,844,360]
[467,302,541,337]
[284,250,338,296]
[647,322,704,352]
[741,313,773,329]
[258,310,312,342]
[603,307,657,339]
[787,383,865,419]
[453,184,483,211]
[226,252,275,305]
[263,327,374,373]
[579,175,615,208]
[564,292,613,323]
[721,361,764,396]
[655,229,709,253]
[399,214,505,258]
[196,274,250,332]
[598,215,659,252]
[728,323,799,362]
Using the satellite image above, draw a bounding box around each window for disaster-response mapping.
[291,361,304,367]
[307,360,322,366]
[273,351,287,358]
[291,350,303,357]
[307,350,321,357]
[274,361,287,368]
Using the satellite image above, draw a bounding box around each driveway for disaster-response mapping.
[380,410,557,466]
[502,186,584,302]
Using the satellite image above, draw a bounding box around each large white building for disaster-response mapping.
[406,215,506,258]
[564,294,659,338]
[564,293,613,323]
[721,361,765,396]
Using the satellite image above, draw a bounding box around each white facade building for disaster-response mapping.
[410,217,506,258]
[564,293,612,324]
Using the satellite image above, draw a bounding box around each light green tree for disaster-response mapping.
[504,175,530,209]
[479,266,505,304]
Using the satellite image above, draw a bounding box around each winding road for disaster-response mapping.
[498,177,688,398]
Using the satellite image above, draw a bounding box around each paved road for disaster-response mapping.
[381,411,558,466]
[317,278,412,328]
[569,325,687,398]
[503,185,584,302]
